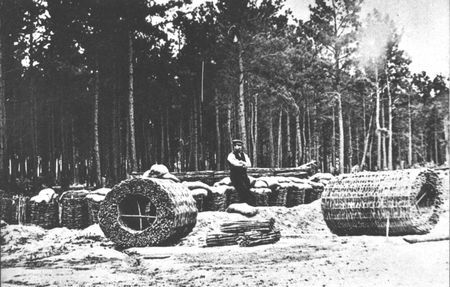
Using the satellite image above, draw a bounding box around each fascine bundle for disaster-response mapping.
[205,218,280,247]
[321,168,443,236]
[98,178,197,248]
[29,188,59,229]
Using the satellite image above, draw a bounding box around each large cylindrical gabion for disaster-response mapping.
[99,178,197,247]
[321,168,443,236]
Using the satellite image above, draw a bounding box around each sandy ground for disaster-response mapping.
[1,200,449,287]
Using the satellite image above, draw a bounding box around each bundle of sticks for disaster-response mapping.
[206,218,280,247]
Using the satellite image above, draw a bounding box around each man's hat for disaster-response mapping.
[232,139,243,145]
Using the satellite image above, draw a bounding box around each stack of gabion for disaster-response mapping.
[29,188,59,229]
[206,185,234,211]
[436,169,449,211]
[322,168,443,236]
[59,189,89,229]
[0,190,13,223]
[11,195,30,224]
[86,188,111,225]
[206,218,280,247]
[99,178,197,247]
[250,188,271,206]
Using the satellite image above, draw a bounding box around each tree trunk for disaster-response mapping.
[295,114,302,166]
[348,115,353,169]
[306,104,312,162]
[408,92,413,166]
[375,65,382,170]
[332,106,336,170]
[286,112,292,166]
[360,114,373,170]
[192,98,198,171]
[226,100,232,155]
[268,112,274,167]
[237,45,247,150]
[387,67,393,170]
[215,90,221,170]
[93,65,101,187]
[337,93,344,174]
[128,31,137,173]
[111,65,119,183]
[252,94,258,167]
[166,107,171,169]
[381,97,387,169]
[434,130,439,164]
[276,109,282,168]
[0,23,6,187]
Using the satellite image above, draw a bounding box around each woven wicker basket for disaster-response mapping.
[11,196,30,224]
[322,168,443,236]
[205,186,231,211]
[60,190,89,229]
[269,184,288,206]
[29,199,59,229]
[87,198,102,225]
[99,178,197,247]
[0,196,14,223]
[250,188,271,206]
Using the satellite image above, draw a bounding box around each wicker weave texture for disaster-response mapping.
[321,168,442,236]
[99,178,197,247]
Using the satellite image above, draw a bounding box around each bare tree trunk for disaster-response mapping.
[332,106,336,170]
[192,98,198,171]
[166,107,171,169]
[71,118,79,184]
[302,108,307,162]
[387,67,393,170]
[0,23,6,187]
[252,94,258,167]
[337,93,344,173]
[226,100,232,154]
[375,65,382,170]
[295,114,302,166]
[360,114,373,170]
[356,126,360,165]
[434,131,439,164]
[397,135,402,169]
[276,109,282,168]
[286,112,291,166]
[93,65,101,187]
[381,98,387,169]
[214,90,221,170]
[348,115,353,169]
[237,45,247,150]
[128,32,137,173]
[111,65,119,183]
[408,92,413,166]
[307,104,312,162]
[268,112,274,167]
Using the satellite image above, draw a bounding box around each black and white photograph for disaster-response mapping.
[0,0,449,286]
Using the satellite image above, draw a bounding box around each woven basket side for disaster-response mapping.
[321,168,442,236]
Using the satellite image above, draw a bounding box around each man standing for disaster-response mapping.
[227,139,253,205]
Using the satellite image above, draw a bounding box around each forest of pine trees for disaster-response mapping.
[0,0,448,192]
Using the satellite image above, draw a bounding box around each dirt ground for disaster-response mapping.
[1,200,449,287]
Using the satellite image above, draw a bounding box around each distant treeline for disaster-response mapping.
[0,0,448,192]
